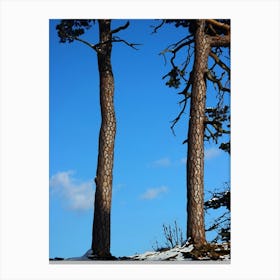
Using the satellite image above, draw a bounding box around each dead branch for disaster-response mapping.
[112,36,141,50]
[209,52,230,74]
[172,39,195,54]
[167,34,194,50]
[73,36,99,52]
[205,70,230,93]
[151,19,166,34]
[181,46,194,73]
[170,74,193,134]
[159,48,173,66]
[169,39,194,80]
[111,21,130,34]
[205,126,218,143]
[170,97,187,135]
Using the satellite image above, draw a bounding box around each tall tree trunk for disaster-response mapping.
[186,20,210,246]
[91,19,116,257]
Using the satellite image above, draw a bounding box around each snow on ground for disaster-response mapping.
[129,243,194,261]
[51,242,230,262]
[66,249,94,261]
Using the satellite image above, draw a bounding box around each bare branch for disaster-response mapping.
[112,36,141,50]
[170,74,193,134]
[111,21,130,34]
[169,39,194,77]
[181,46,194,73]
[212,123,230,134]
[159,49,168,66]
[172,39,195,54]
[151,20,166,34]
[207,23,218,35]
[205,120,230,134]
[209,52,230,74]
[170,97,188,135]
[177,71,193,95]
[205,70,230,93]
[167,34,194,50]
[65,22,138,52]
[205,126,218,143]
[210,34,230,47]
[206,19,230,32]
[159,36,194,68]
[72,36,99,52]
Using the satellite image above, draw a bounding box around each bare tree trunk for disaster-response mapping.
[186,20,210,246]
[91,19,116,258]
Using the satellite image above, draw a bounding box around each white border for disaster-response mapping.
[1,0,279,279]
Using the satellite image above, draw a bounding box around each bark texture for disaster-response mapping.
[186,20,210,246]
[91,20,116,257]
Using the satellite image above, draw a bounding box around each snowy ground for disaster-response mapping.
[50,242,230,263]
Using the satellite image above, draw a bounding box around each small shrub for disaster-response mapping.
[162,220,184,248]
[153,220,185,251]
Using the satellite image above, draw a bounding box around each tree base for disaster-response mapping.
[87,253,117,260]
[183,242,230,260]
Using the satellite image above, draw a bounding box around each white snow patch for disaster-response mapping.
[58,242,230,262]
[130,243,195,261]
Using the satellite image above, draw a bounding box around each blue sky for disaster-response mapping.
[49,19,230,259]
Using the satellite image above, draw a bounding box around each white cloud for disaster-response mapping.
[149,157,171,168]
[205,147,221,160]
[180,157,187,164]
[114,183,126,190]
[140,186,168,200]
[179,147,221,163]
[50,171,94,211]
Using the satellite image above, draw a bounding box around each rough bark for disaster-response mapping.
[186,20,210,246]
[91,19,116,257]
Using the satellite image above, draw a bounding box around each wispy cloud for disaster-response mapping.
[180,157,187,164]
[179,147,221,164]
[50,171,94,211]
[148,157,171,168]
[140,186,168,200]
[205,147,221,160]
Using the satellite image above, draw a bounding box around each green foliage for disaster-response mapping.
[157,19,231,154]
[165,19,196,34]
[205,184,231,242]
[204,105,230,153]
[204,190,230,210]
[164,67,182,89]
[165,19,230,36]
[219,142,230,154]
[56,20,94,43]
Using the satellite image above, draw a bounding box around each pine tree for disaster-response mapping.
[154,19,230,246]
[56,19,138,258]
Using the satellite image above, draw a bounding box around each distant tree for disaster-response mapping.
[56,19,138,258]
[154,19,230,246]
